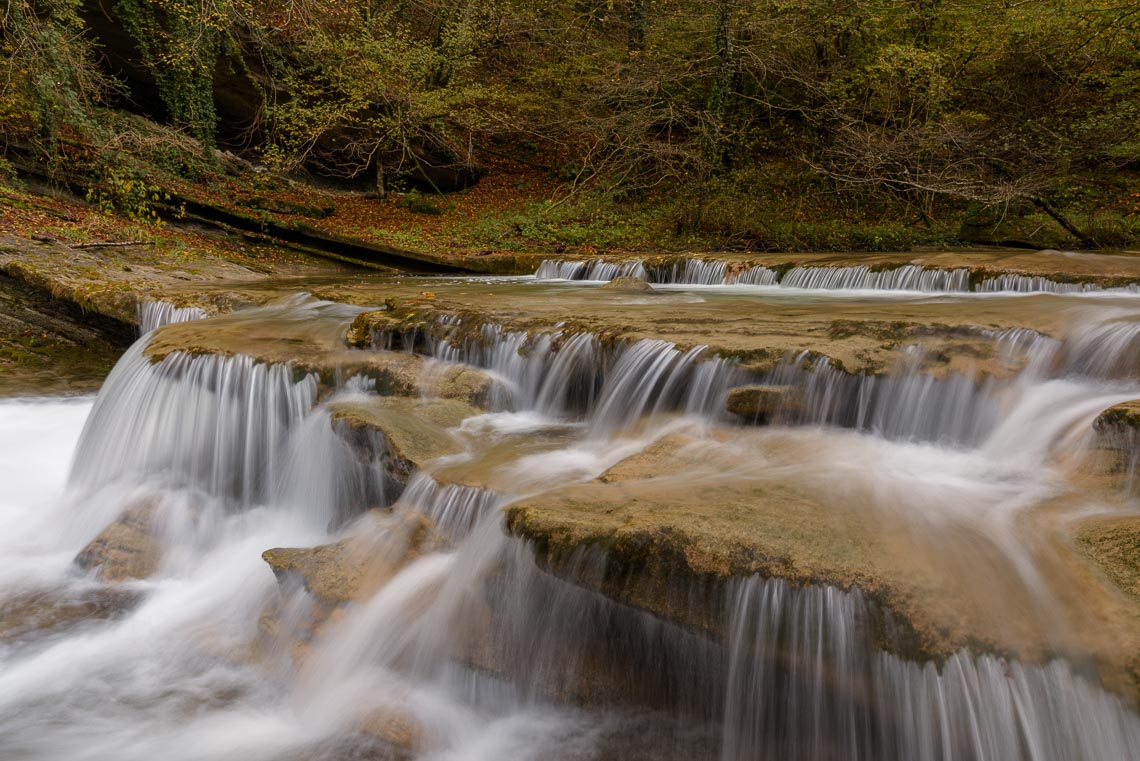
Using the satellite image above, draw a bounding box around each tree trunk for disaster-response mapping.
[1031,197,1098,249]
[704,0,736,171]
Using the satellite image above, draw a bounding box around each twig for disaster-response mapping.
[70,240,155,249]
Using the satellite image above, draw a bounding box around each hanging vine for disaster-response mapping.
[111,0,235,147]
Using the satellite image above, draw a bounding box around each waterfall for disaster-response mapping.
[1055,315,1140,379]
[532,259,1139,294]
[588,341,736,436]
[428,321,605,415]
[6,283,1140,760]
[762,352,1001,446]
[137,298,208,334]
[534,259,648,281]
[395,473,506,539]
[70,344,319,506]
[728,266,780,285]
[415,317,739,424]
[779,265,970,292]
[722,575,1140,761]
[649,259,729,285]
[978,274,1140,294]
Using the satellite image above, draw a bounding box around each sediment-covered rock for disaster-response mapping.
[328,396,477,491]
[262,512,438,606]
[74,503,163,582]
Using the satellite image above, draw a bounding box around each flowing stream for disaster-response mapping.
[1,279,1139,760]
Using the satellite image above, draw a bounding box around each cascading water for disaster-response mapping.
[407,316,740,426]
[722,576,1140,761]
[137,298,209,334]
[534,259,648,281]
[779,264,970,292]
[534,258,1140,294]
[70,345,319,506]
[4,279,1140,760]
[978,274,1140,294]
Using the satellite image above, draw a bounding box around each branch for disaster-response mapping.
[70,240,155,249]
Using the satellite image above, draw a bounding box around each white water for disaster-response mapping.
[535,258,1140,295]
[3,292,1140,760]
[137,298,209,334]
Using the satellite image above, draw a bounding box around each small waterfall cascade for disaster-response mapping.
[978,274,1140,294]
[534,259,648,281]
[649,258,729,285]
[722,576,1140,761]
[395,473,506,539]
[70,343,319,506]
[779,264,970,292]
[587,340,737,435]
[534,258,1140,293]
[762,351,1002,446]
[1054,314,1140,379]
[728,265,779,285]
[426,320,606,415]
[411,316,740,425]
[755,309,1140,447]
[137,298,208,334]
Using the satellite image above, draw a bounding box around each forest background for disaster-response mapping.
[3,0,1139,253]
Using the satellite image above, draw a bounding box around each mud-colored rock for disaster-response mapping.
[74,503,163,582]
[601,277,654,293]
[725,385,800,421]
[0,586,140,641]
[328,397,477,481]
[262,511,438,605]
[1076,516,1140,600]
[360,706,426,756]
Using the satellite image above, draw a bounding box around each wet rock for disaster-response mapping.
[1076,516,1140,600]
[725,385,799,422]
[601,277,654,293]
[1095,400,1140,432]
[328,397,476,486]
[0,586,140,642]
[74,503,162,582]
[345,298,441,351]
[1090,400,1140,493]
[360,706,426,757]
[262,512,438,605]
